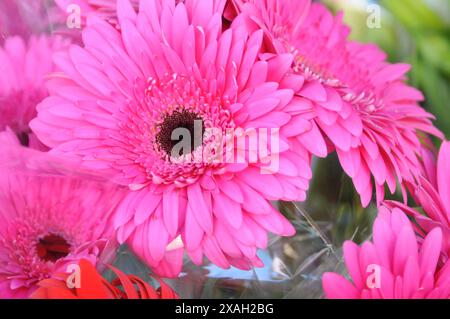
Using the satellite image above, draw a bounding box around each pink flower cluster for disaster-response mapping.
[0,0,448,299]
[323,142,450,299]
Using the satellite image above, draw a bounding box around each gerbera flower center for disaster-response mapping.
[156,110,205,157]
[36,233,71,263]
[119,73,236,186]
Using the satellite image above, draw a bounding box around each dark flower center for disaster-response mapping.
[17,132,29,147]
[157,110,205,157]
[36,233,71,263]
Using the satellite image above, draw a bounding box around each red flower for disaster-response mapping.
[31,259,178,299]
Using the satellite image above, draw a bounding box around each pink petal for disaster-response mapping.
[299,81,327,102]
[437,141,450,215]
[187,183,213,234]
[213,192,243,229]
[419,227,442,280]
[322,273,359,299]
[163,189,180,237]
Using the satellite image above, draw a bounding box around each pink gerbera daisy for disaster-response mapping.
[385,141,450,258]
[31,0,315,276]
[232,0,443,206]
[322,207,450,299]
[0,35,68,149]
[0,145,125,298]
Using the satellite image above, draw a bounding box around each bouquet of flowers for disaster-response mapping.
[0,0,448,300]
